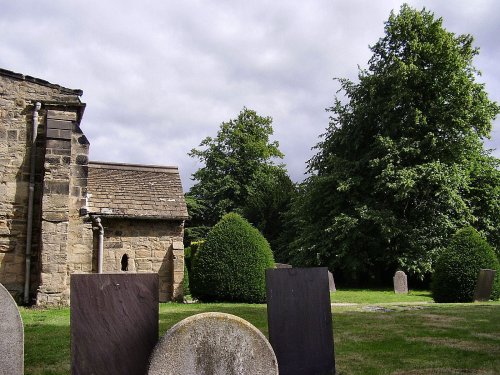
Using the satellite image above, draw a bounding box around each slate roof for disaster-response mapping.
[87,161,188,220]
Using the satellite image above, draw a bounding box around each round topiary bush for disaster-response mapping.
[190,213,275,303]
[432,226,500,303]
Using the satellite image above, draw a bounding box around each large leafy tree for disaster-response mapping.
[242,165,297,261]
[290,5,500,284]
[187,107,288,238]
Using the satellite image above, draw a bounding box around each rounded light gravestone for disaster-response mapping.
[0,283,24,375]
[148,312,278,375]
[393,270,408,294]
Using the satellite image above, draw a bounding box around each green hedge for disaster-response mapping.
[183,241,205,296]
[432,226,500,302]
[190,213,275,303]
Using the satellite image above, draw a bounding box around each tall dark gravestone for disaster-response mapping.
[266,267,335,375]
[71,274,159,375]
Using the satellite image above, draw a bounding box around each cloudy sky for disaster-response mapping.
[2,1,499,189]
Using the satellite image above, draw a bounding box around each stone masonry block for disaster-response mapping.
[47,110,77,121]
[44,181,70,195]
[46,128,60,139]
[47,119,73,130]
[172,241,184,250]
[42,211,69,222]
[135,260,153,272]
[135,249,152,258]
[46,139,71,150]
[75,154,88,165]
[51,148,71,156]
[7,130,18,141]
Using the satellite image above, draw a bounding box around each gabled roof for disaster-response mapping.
[87,161,188,220]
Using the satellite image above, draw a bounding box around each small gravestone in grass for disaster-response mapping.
[328,271,336,292]
[0,283,24,375]
[266,267,335,375]
[148,312,278,375]
[393,270,408,294]
[474,269,496,302]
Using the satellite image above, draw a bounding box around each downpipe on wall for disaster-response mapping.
[92,216,104,273]
[24,102,41,304]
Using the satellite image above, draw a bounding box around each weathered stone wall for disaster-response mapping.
[99,218,185,301]
[66,116,93,279]
[37,109,91,305]
[0,71,82,301]
[1,70,186,305]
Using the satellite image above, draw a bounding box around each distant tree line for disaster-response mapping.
[184,5,500,287]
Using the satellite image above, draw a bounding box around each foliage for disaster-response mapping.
[186,108,296,260]
[187,108,289,235]
[184,240,204,276]
[243,166,297,260]
[183,195,211,247]
[183,241,205,296]
[190,213,274,303]
[465,154,500,256]
[432,226,500,302]
[183,264,190,296]
[289,5,500,284]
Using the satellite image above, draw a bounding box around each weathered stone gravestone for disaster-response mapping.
[393,270,408,294]
[266,267,335,375]
[0,283,24,375]
[148,312,278,375]
[328,271,336,292]
[71,274,158,375]
[275,263,292,269]
[474,269,496,302]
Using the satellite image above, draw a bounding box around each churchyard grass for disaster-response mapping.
[20,291,499,375]
[331,288,433,304]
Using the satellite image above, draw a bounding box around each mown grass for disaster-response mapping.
[20,290,500,375]
[330,288,433,304]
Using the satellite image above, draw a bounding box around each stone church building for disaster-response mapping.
[0,68,188,305]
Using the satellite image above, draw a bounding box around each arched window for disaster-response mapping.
[121,254,129,271]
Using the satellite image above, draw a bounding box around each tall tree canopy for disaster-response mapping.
[289,5,500,284]
[187,108,292,247]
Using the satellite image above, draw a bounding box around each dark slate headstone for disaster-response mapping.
[393,270,408,294]
[328,271,336,292]
[473,269,496,302]
[266,267,335,375]
[71,274,158,375]
[0,283,23,375]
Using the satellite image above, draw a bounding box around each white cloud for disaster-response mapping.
[1,0,499,188]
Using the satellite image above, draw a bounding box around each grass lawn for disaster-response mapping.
[20,290,500,375]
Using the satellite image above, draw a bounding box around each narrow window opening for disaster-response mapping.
[121,254,129,271]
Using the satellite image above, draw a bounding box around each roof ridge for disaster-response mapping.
[0,67,83,96]
[88,161,179,173]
